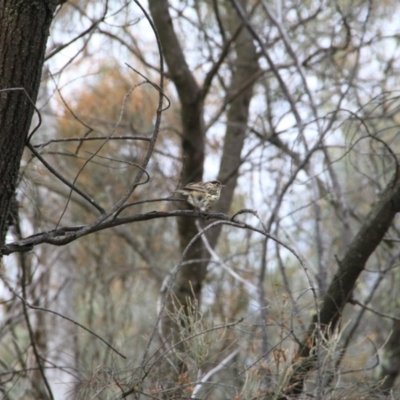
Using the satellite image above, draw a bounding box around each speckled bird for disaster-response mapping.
[176,180,223,211]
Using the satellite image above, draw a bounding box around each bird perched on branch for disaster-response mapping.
[176,180,223,211]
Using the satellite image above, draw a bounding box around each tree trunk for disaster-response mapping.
[0,0,59,249]
[148,0,206,323]
[148,0,259,360]
[286,172,400,395]
[209,0,259,246]
[148,0,258,295]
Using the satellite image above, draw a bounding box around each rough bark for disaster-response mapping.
[286,171,400,395]
[0,0,59,249]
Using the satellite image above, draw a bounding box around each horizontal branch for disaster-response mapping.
[1,209,301,266]
[33,135,152,149]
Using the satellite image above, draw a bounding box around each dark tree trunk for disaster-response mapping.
[286,173,400,395]
[0,0,59,249]
[148,0,259,358]
[148,0,258,291]
[148,0,206,315]
[209,0,259,246]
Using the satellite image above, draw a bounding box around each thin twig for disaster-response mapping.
[349,299,400,322]
[195,220,257,292]
[191,348,240,398]
[27,143,105,214]
[0,276,126,360]
[33,135,151,149]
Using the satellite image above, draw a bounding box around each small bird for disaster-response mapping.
[176,180,223,211]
